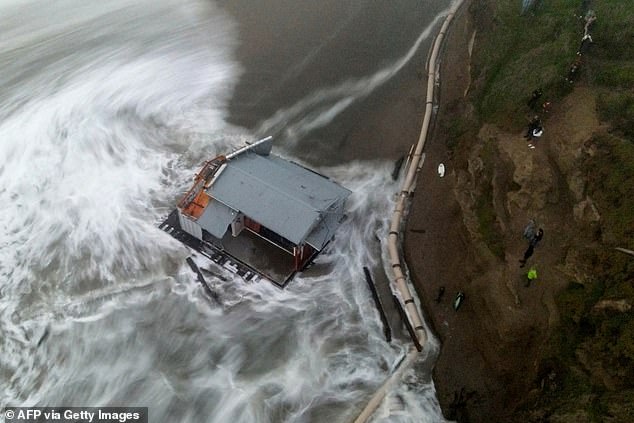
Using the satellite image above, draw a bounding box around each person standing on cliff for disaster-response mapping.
[567,55,582,83]
[527,88,543,109]
[525,267,538,287]
[524,115,543,141]
[520,228,544,267]
[523,219,537,241]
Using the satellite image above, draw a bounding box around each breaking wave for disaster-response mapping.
[0,1,447,422]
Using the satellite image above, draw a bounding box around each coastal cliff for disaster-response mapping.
[405,1,634,421]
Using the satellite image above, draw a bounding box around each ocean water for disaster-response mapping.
[0,0,451,421]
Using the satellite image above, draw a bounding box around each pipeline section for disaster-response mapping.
[353,0,465,421]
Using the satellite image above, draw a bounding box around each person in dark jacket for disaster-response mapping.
[525,116,542,140]
[527,88,543,109]
[520,228,543,267]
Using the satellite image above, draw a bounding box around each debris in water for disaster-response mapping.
[37,327,50,348]
[392,155,405,180]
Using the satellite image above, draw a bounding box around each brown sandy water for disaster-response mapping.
[223,0,450,164]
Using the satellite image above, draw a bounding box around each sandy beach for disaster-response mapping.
[402,2,487,420]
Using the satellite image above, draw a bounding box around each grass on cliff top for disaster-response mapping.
[471,0,580,128]
[591,1,634,138]
[471,0,634,132]
[585,134,634,244]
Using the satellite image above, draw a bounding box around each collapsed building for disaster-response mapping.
[160,137,351,286]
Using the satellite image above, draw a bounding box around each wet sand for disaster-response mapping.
[221,0,450,165]
[402,2,484,419]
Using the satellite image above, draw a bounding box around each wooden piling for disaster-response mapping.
[363,267,392,342]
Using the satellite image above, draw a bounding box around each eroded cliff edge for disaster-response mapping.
[405,1,634,421]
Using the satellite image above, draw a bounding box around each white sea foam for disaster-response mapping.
[0,1,448,421]
[0,0,239,290]
[0,0,241,407]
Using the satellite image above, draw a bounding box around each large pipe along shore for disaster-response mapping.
[353,1,465,421]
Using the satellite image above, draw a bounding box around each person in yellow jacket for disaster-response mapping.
[526,267,538,287]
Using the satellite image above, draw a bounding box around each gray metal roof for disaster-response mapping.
[305,201,345,250]
[204,151,350,247]
[197,198,237,239]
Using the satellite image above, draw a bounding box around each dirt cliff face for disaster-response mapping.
[405,1,634,421]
